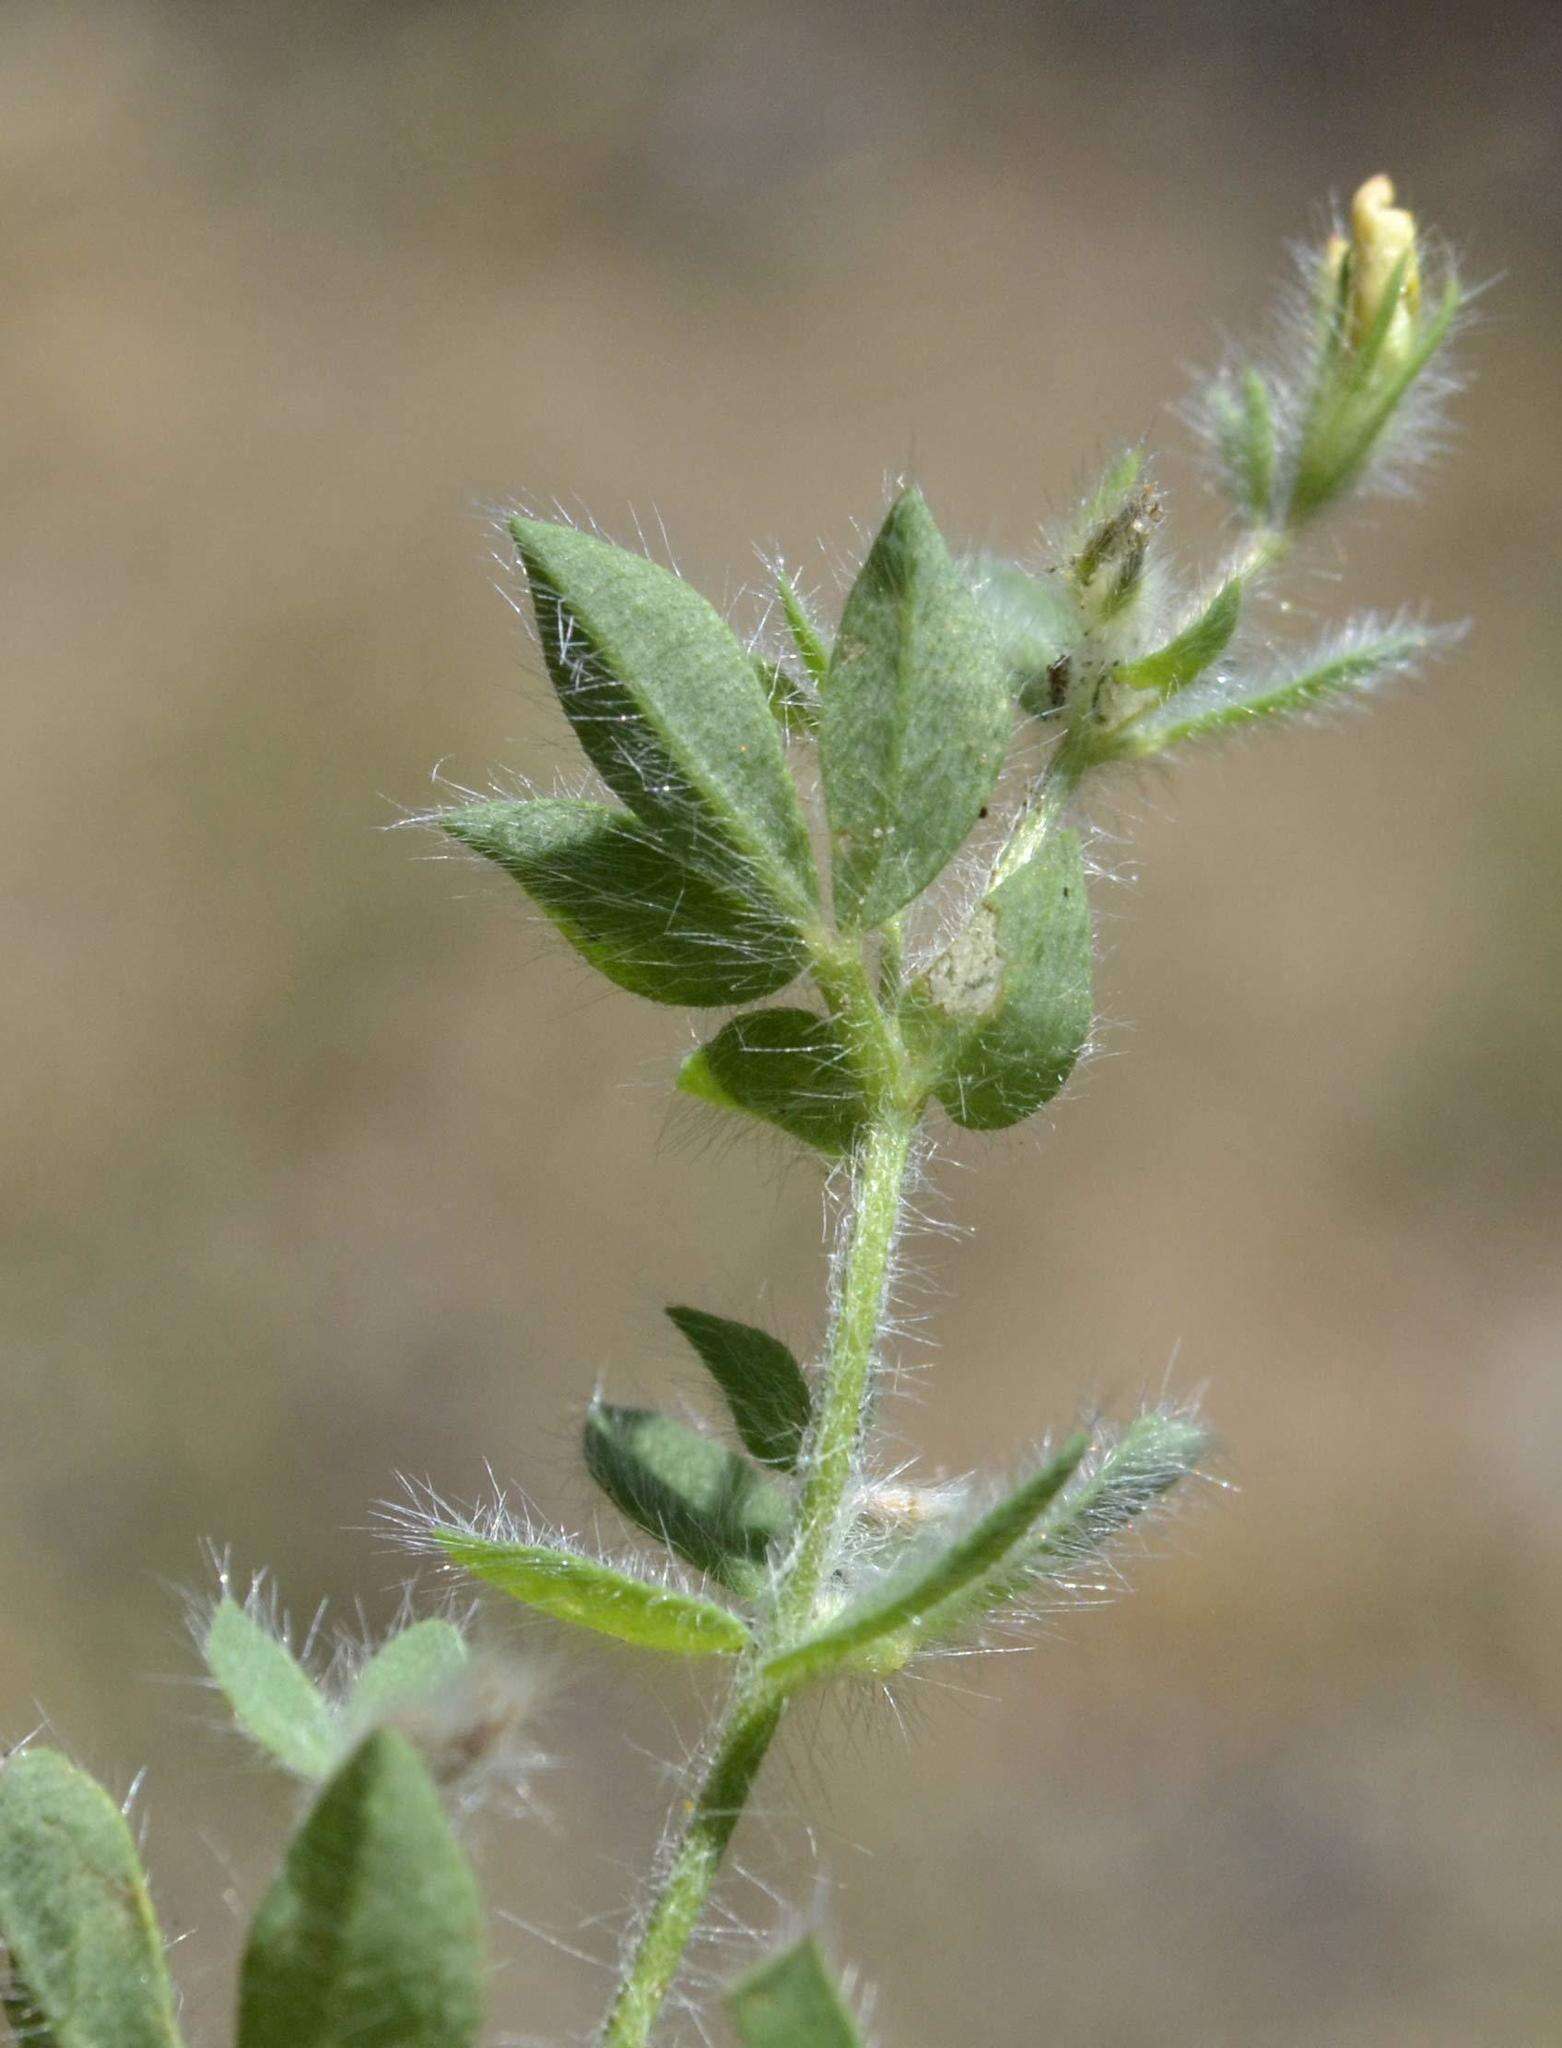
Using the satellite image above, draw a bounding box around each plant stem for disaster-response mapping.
[776,1109,917,1634]
[597,1685,782,2048]
[991,745,1080,886]
[806,932,905,1107]
[597,1107,918,2047]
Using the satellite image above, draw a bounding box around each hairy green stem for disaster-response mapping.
[992,745,1081,886]
[598,1686,782,2048]
[806,932,906,1106]
[598,1104,917,2047]
[777,1110,917,1633]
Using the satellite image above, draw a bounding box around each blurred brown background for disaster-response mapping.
[4,2,1560,2042]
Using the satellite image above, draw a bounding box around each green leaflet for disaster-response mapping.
[432,1530,751,1655]
[1208,364,1276,523]
[766,1416,1206,1682]
[777,573,831,686]
[1117,577,1242,695]
[204,1598,340,1781]
[755,658,820,739]
[678,1008,866,1156]
[727,1937,861,2048]
[511,517,817,915]
[583,1403,792,1593]
[442,796,806,1007]
[205,1604,473,1781]
[903,828,1093,1131]
[1038,1411,1209,1551]
[1116,621,1456,756]
[237,1732,482,2048]
[964,555,1081,716]
[665,1305,812,1471]
[347,1619,470,1730]
[1072,445,1145,543]
[1070,447,1156,623]
[0,1748,183,2048]
[820,490,1011,928]
[764,1435,1087,1688]
[918,1409,1211,1640]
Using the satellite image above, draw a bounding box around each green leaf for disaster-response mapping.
[0,1748,183,2048]
[727,1937,861,2048]
[777,573,830,686]
[666,1305,812,1471]
[1073,444,1145,542]
[511,516,817,914]
[768,1414,1206,1678]
[1042,1411,1209,1550]
[755,658,819,739]
[678,1008,866,1156]
[1067,448,1162,631]
[1116,619,1457,755]
[917,1409,1210,1640]
[442,796,806,1007]
[820,489,1011,928]
[1070,447,1153,606]
[1117,576,1243,696]
[904,828,1093,1131]
[238,1731,482,2048]
[583,1403,792,1593]
[432,1531,751,1655]
[347,1620,470,1730]
[204,1598,340,1780]
[963,556,1080,717]
[1207,365,1275,523]
[764,1435,1088,1688]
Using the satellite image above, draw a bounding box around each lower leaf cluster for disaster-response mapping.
[402,1290,1208,1707]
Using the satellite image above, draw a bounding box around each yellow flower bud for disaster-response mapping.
[1346,173,1421,357]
